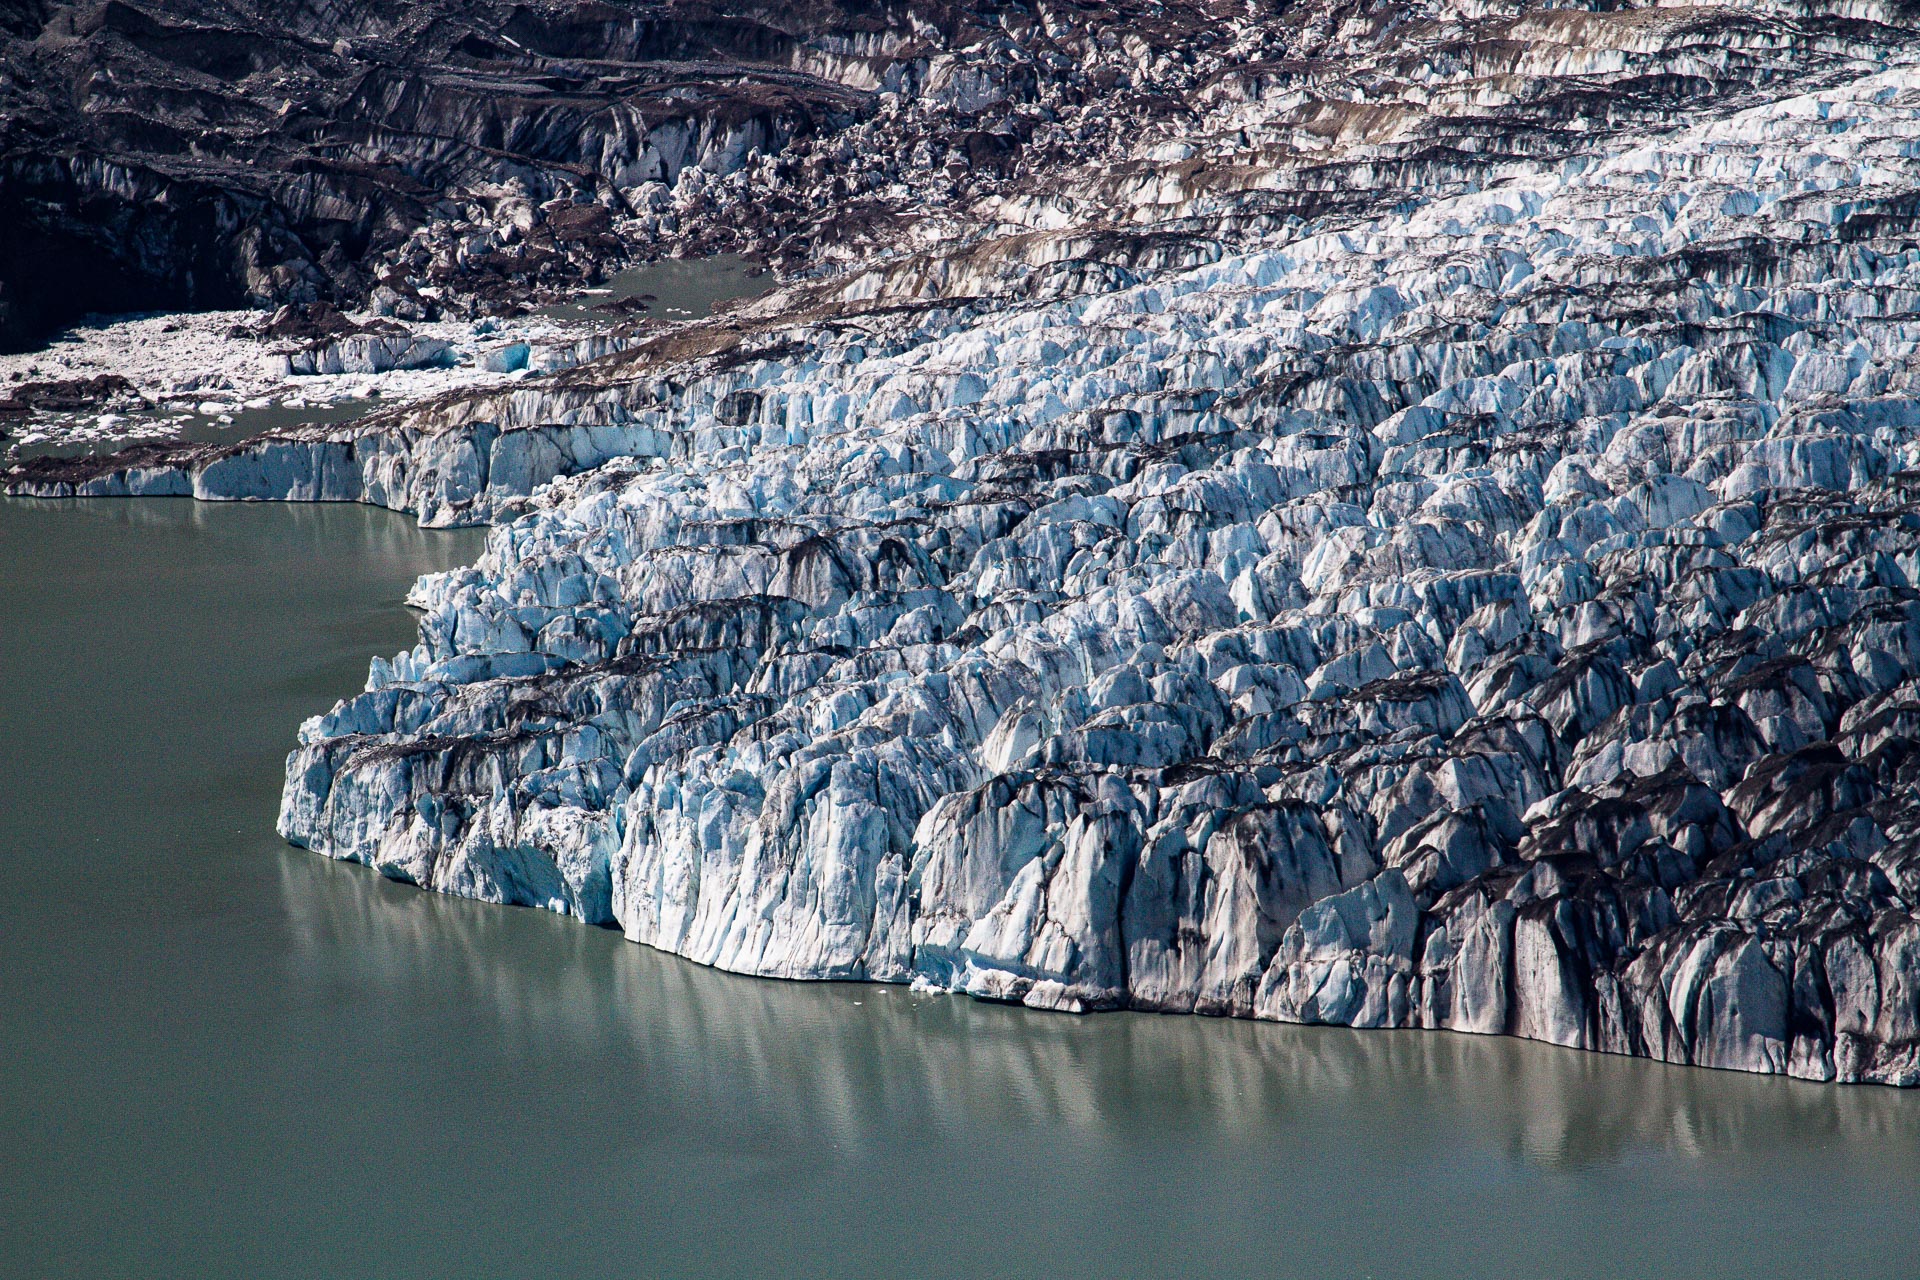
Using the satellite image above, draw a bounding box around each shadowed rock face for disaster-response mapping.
[0,0,893,349]
[18,0,1920,1083]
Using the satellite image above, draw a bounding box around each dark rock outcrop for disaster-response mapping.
[0,0,884,348]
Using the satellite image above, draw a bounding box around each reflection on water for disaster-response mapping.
[273,846,1920,1171]
[4,497,1919,1280]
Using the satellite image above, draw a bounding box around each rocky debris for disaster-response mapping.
[241,302,370,344]
[590,297,653,318]
[14,0,1909,357]
[0,0,882,350]
[21,0,1920,1085]
[0,374,139,416]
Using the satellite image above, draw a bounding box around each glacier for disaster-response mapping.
[16,3,1920,1083]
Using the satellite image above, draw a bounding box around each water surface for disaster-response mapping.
[542,253,771,323]
[2,497,1917,1279]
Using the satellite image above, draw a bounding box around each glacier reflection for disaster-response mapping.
[274,845,1920,1172]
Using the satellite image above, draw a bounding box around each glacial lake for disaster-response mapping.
[541,252,772,323]
[4,496,1920,1279]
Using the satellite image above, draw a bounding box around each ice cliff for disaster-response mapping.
[18,0,1920,1083]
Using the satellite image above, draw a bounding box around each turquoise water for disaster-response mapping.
[2,497,1917,1279]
